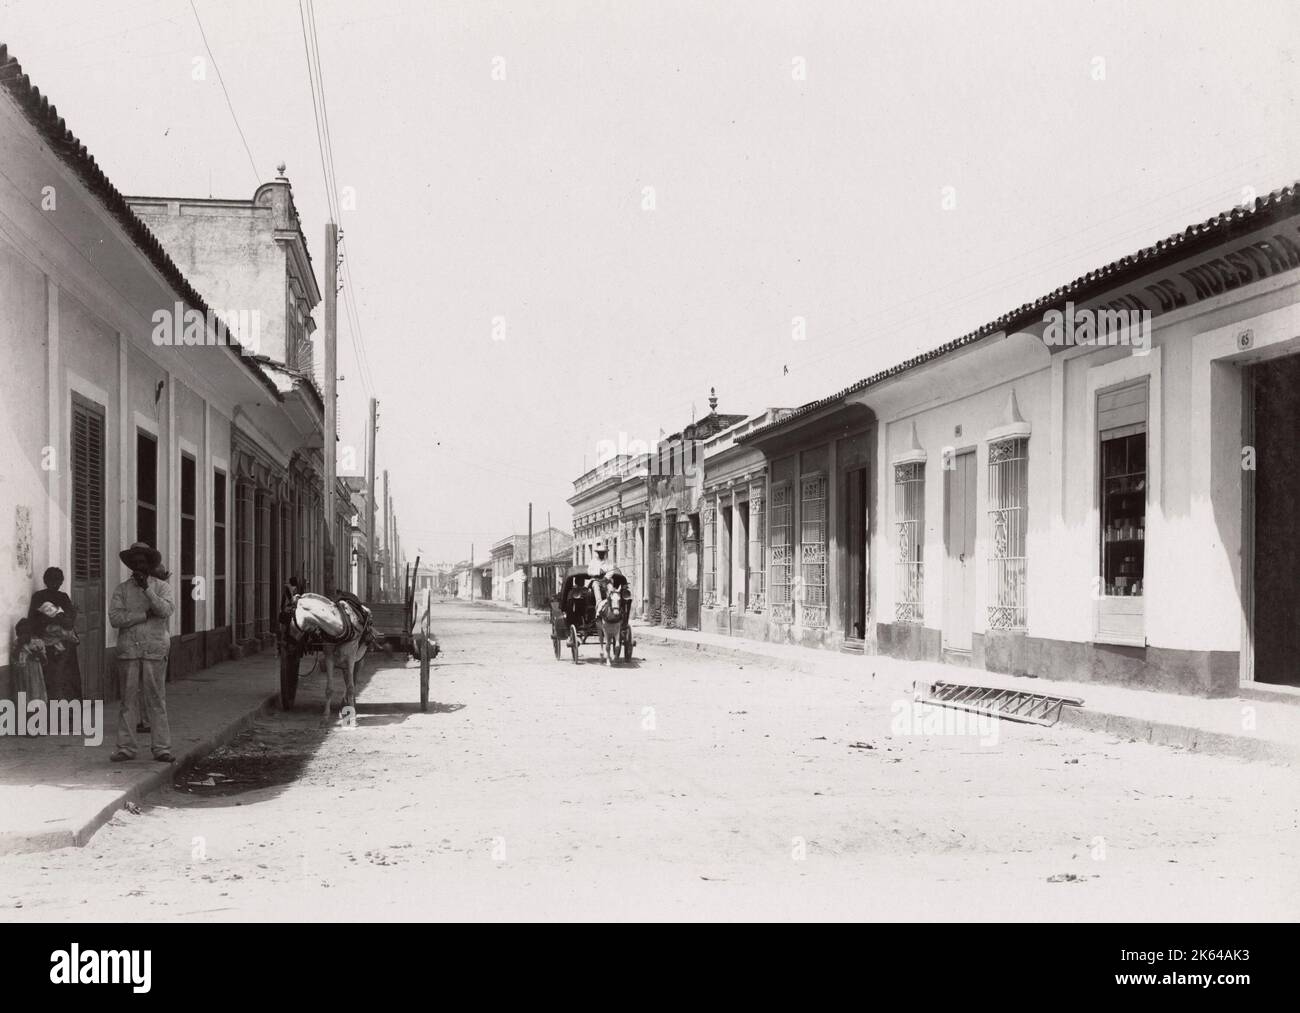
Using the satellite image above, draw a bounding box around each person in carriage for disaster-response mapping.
[585,538,614,613]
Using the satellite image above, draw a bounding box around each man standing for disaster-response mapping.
[108,542,175,763]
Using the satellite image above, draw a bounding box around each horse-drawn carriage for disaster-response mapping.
[550,565,635,664]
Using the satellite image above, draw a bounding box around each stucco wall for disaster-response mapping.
[881,369,1052,643]
[131,203,288,362]
[58,288,123,648]
[0,238,51,673]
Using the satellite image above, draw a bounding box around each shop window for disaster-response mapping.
[987,438,1028,630]
[769,483,793,623]
[799,474,827,628]
[894,462,925,623]
[1097,379,1148,645]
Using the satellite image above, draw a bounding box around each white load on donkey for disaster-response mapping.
[277,575,442,719]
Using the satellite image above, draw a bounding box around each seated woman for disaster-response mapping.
[26,567,81,700]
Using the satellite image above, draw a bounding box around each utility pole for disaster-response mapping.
[382,469,390,600]
[390,502,396,597]
[469,543,475,601]
[527,502,533,614]
[366,397,377,599]
[323,221,338,590]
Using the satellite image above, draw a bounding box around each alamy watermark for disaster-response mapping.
[593,432,703,479]
[151,302,262,356]
[50,945,151,992]
[1042,301,1150,355]
[0,694,104,746]
[890,696,1000,746]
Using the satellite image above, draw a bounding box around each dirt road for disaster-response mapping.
[2,600,1296,921]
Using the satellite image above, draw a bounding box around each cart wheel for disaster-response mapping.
[569,625,580,664]
[279,647,299,711]
[419,638,431,713]
[622,630,633,662]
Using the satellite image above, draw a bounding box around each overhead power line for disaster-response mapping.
[189,0,260,187]
[298,0,378,400]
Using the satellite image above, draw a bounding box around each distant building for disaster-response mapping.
[699,409,792,639]
[490,528,574,606]
[569,391,743,627]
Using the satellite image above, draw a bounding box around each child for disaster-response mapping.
[12,617,49,704]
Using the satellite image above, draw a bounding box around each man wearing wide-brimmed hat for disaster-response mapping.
[107,542,175,762]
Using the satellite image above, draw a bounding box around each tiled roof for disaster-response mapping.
[0,42,282,402]
[743,181,1300,441]
[252,356,325,411]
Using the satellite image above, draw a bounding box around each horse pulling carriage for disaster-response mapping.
[550,565,635,665]
[277,557,440,718]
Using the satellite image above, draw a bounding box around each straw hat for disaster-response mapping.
[119,541,162,570]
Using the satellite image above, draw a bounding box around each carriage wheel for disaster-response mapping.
[622,628,633,662]
[279,646,300,711]
[419,638,431,713]
[568,625,580,664]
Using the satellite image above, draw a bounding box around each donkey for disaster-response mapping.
[320,601,371,725]
[284,591,377,725]
[595,580,626,665]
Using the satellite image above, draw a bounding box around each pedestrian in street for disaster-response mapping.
[131,559,173,735]
[108,542,175,763]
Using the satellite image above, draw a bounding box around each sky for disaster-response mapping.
[2,0,1298,565]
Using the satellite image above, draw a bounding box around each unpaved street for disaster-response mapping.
[2,601,1297,921]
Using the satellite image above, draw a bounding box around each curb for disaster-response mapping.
[0,690,282,856]
[633,628,828,675]
[634,629,1299,765]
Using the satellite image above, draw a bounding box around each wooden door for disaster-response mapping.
[664,515,678,619]
[1251,355,1300,685]
[943,450,977,652]
[70,394,106,699]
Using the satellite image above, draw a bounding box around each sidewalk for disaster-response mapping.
[467,597,1299,762]
[0,651,282,855]
[631,623,1300,765]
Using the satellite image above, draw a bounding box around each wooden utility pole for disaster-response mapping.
[366,397,377,599]
[382,469,390,600]
[323,221,338,590]
[527,502,533,614]
[469,543,475,601]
